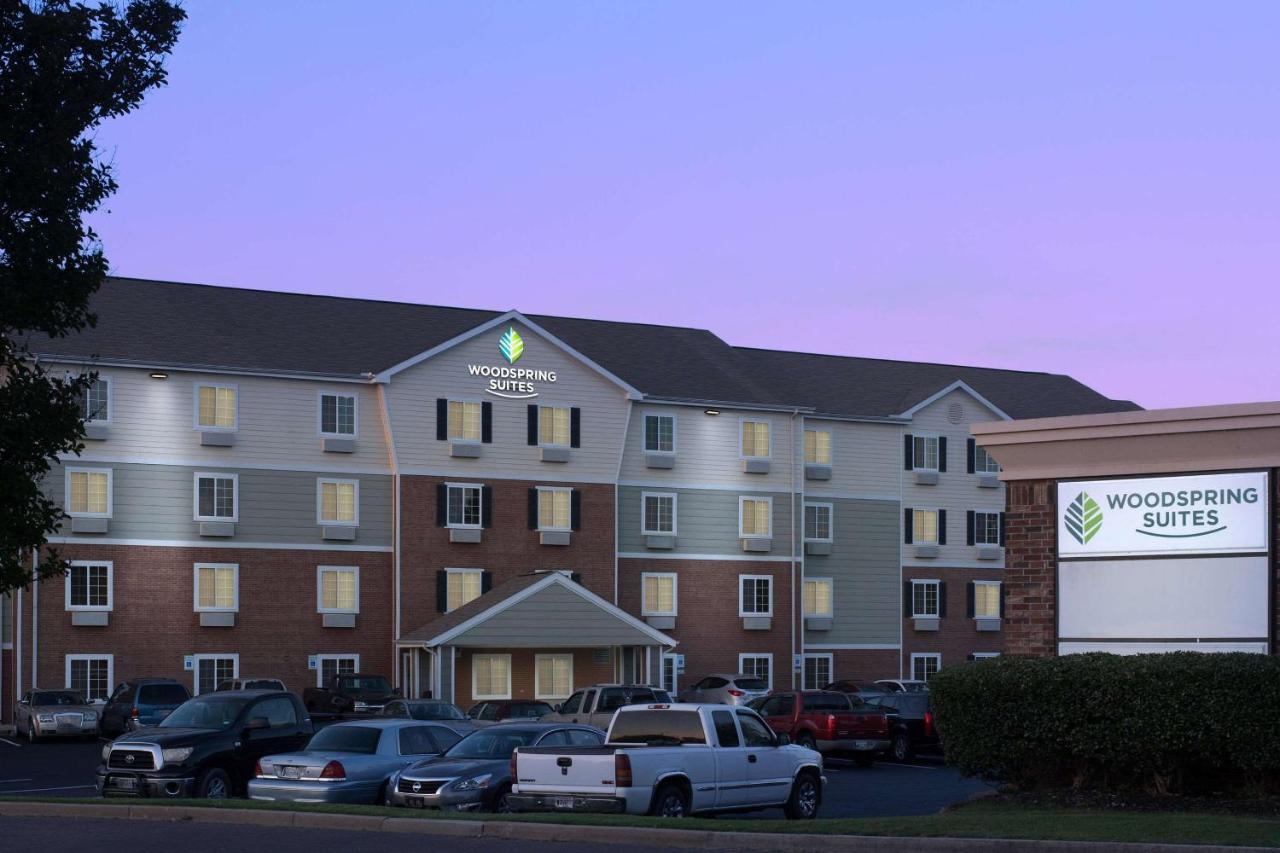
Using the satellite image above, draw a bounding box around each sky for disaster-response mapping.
[89,1,1280,410]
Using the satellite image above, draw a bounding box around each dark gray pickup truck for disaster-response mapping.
[302,674,400,716]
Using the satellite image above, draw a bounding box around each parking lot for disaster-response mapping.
[0,734,990,819]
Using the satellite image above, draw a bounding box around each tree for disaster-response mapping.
[0,0,184,594]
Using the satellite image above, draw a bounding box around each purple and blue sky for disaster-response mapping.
[91,2,1279,409]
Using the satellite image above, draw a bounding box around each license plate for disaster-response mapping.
[281,766,303,780]
[109,776,137,791]
[554,796,574,809]
[854,740,877,750]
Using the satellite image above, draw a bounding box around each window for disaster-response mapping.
[803,428,830,464]
[446,568,483,612]
[83,377,110,423]
[194,563,238,612]
[739,575,773,617]
[535,654,573,700]
[318,479,359,525]
[661,653,679,694]
[472,654,512,700]
[912,435,940,470]
[912,509,939,545]
[195,383,237,430]
[912,580,940,617]
[317,566,359,613]
[559,691,585,715]
[641,573,677,616]
[641,492,676,535]
[739,497,772,538]
[254,697,299,728]
[399,725,441,756]
[65,561,112,611]
[319,393,357,436]
[537,487,571,531]
[538,406,571,446]
[448,400,482,442]
[644,413,675,453]
[911,653,941,682]
[803,577,833,618]
[446,483,482,527]
[194,654,238,695]
[740,419,771,458]
[317,654,359,687]
[66,468,111,517]
[712,710,740,747]
[736,710,776,747]
[974,511,1001,546]
[804,503,833,542]
[802,653,833,690]
[974,445,1000,474]
[738,654,772,690]
[974,581,1001,619]
[66,655,112,701]
[194,473,238,521]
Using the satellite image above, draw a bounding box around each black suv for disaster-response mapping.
[100,678,191,735]
[97,689,312,799]
[867,692,940,761]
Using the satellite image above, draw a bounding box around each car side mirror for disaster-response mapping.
[244,716,270,733]
[776,732,791,746]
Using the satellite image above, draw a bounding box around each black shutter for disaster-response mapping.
[481,571,493,595]
[436,399,448,441]
[967,438,976,473]
[966,582,975,618]
[938,437,948,472]
[999,512,1007,546]
[527,405,538,445]
[903,434,914,470]
[938,581,948,617]
[528,488,539,530]
[903,508,914,544]
[570,572,582,585]
[481,486,493,529]
[436,484,448,527]
[966,511,976,546]
[435,571,448,612]
[570,408,581,448]
[481,402,493,444]
[571,490,582,530]
[937,509,947,545]
[903,581,913,617]
[999,583,1006,617]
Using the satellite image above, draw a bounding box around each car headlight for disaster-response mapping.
[452,773,492,792]
[37,714,54,723]
[102,743,113,762]
[162,747,194,764]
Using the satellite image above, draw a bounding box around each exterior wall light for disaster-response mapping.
[704,409,720,416]
[149,371,169,379]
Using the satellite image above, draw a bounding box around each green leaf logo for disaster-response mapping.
[1064,491,1103,545]
[499,326,524,364]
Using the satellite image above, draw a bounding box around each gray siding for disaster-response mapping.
[47,462,393,547]
[804,498,901,646]
[618,486,797,557]
[452,585,656,647]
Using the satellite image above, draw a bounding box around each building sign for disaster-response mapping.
[466,326,558,400]
[1057,471,1269,558]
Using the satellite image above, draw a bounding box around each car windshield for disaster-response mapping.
[410,703,467,721]
[306,726,383,754]
[33,691,86,706]
[138,684,191,705]
[505,703,553,718]
[159,696,249,730]
[444,729,539,760]
[244,680,284,690]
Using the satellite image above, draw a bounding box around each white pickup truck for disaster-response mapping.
[507,703,824,819]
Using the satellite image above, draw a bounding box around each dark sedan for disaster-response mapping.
[382,699,478,736]
[466,700,555,724]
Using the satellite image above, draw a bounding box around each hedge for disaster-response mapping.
[929,652,1280,795]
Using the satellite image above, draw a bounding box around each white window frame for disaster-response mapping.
[445,567,484,613]
[912,507,941,545]
[911,652,942,682]
[803,576,834,618]
[640,491,677,536]
[661,652,679,694]
[974,511,1001,546]
[537,405,572,448]
[640,572,678,617]
[64,467,113,518]
[912,433,940,472]
[193,562,239,613]
[193,472,239,522]
[471,653,512,701]
[738,574,773,617]
[803,502,834,543]
[65,654,114,700]
[83,375,112,425]
[737,653,773,691]
[316,477,360,526]
[803,427,832,465]
[536,486,573,532]
[973,580,1001,619]
[738,495,773,539]
[317,390,359,438]
[445,482,483,529]
[911,579,941,618]
[64,561,113,612]
[534,653,574,701]
[446,398,485,444]
[642,412,677,455]
[193,653,239,695]
[974,444,1001,475]
[316,565,361,614]
[802,653,834,690]
[315,654,360,687]
[738,417,772,460]
[193,382,239,431]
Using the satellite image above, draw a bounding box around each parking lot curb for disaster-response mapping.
[0,800,1275,852]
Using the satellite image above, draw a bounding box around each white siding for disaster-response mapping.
[802,418,902,499]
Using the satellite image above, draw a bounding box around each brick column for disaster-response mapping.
[1003,479,1057,657]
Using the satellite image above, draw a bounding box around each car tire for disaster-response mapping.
[490,783,513,814]
[195,767,232,799]
[853,753,875,768]
[26,719,39,743]
[649,782,690,818]
[796,733,816,751]
[784,771,821,820]
[891,733,913,763]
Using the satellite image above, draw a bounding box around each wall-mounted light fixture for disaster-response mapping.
[704,409,720,416]
[149,371,169,380]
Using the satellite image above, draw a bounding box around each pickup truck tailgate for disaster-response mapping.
[839,710,888,736]
[515,746,619,795]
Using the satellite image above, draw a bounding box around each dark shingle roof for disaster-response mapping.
[29,277,1139,417]
[400,573,550,644]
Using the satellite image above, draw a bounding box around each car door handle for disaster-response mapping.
[748,754,757,763]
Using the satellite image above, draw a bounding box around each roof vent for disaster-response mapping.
[947,402,965,424]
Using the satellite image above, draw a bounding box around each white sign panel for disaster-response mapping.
[1057,471,1269,558]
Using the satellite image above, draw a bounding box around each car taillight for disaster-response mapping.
[727,689,744,697]
[924,710,935,737]
[319,760,346,781]
[254,760,264,778]
[826,714,837,735]
[130,707,139,719]
[510,751,518,781]
[615,753,632,788]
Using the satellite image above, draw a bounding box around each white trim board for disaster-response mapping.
[47,535,392,553]
[897,380,1011,421]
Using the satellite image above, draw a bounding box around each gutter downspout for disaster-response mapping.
[375,383,401,688]
[31,551,38,690]
[790,408,799,690]
[14,587,21,722]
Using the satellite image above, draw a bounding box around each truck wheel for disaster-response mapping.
[784,771,820,820]
[650,782,690,818]
[796,733,816,751]
[196,767,232,799]
[891,733,913,762]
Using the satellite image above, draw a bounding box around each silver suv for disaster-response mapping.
[678,673,770,706]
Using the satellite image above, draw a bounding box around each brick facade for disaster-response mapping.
[901,565,1005,669]
[452,647,616,710]
[1000,479,1058,656]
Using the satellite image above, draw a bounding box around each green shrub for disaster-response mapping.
[930,652,1280,795]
